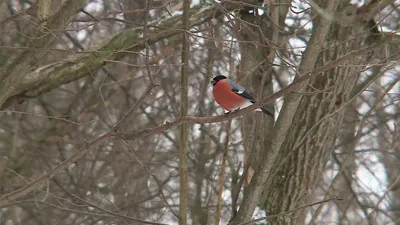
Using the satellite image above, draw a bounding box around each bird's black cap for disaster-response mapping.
[211,75,227,86]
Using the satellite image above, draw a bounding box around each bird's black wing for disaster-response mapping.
[231,88,256,103]
[232,88,274,117]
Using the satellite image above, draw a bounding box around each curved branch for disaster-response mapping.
[0,0,88,105]
[1,1,249,109]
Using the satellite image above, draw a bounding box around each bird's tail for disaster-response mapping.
[260,107,274,117]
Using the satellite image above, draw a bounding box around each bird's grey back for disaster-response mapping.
[227,79,245,92]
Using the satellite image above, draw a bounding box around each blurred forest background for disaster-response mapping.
[0,0,399,224]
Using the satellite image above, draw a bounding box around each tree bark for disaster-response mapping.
[179,0,190,224]
[230,1,342,223]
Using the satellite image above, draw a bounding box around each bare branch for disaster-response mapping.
[238,197,342,225]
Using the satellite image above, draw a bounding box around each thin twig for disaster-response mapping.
[113,83,157,131]
[0,110,85,125]
[215,120,232,225]
[121,139,179,218]
[238,197,342,225]
[144,0,156,84]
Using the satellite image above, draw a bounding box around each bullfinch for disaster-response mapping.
[211,75,273,117]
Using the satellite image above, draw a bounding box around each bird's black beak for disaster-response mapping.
[211,80,216,85]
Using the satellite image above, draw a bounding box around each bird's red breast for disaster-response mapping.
[213,80,247,111]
